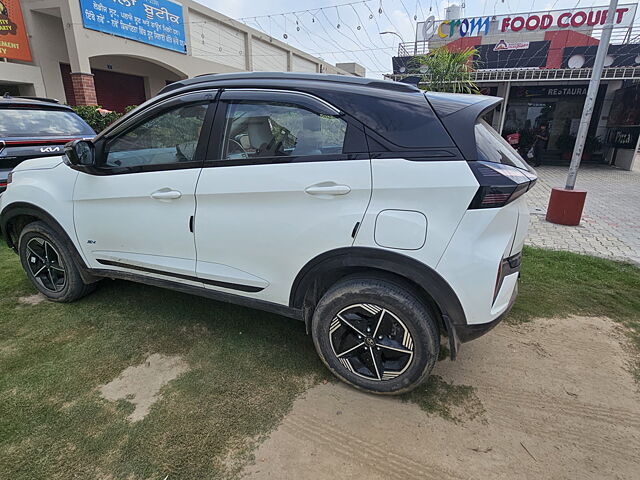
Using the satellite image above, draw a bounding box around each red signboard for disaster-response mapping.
[0,0,32,61]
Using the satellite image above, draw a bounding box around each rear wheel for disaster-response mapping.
[311,277,439,394]
[18,221,96,302]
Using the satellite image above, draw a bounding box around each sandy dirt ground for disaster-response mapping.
[99,353,189,421]
[241,316,640,480]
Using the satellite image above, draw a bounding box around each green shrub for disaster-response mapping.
[71,105,137,133]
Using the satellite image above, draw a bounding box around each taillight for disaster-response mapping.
[468,161,537,209]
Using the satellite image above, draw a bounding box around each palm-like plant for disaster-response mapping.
[411,47,480,94]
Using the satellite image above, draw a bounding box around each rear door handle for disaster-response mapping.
[305,183,351,196]
[151,188,182,200]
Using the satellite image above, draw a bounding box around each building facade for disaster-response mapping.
[390,4,640,171]
[1,0,362,111]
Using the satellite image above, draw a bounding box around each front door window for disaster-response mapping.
[104,103,208,168]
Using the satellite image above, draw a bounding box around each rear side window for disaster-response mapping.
[0,108,94,137]
[221,101,347,161]
[317,89,455,149]
[475,120,529,170]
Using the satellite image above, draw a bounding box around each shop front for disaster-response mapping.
[501,84,607,164]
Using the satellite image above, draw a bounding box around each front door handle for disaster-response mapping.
[151,188,182,200]
[305,183,351,196]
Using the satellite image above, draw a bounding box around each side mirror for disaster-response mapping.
[64,139,94,166]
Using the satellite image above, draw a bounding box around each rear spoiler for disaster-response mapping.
[424,92,502,161]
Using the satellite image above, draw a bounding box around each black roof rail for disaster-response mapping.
[160,72,420,95]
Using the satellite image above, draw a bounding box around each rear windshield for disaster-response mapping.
[0,108,95,137]
[475,119,529,170]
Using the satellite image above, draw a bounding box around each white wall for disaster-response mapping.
[292,54,317,73]
[252,38,288,72]
[0,63,46,96]
[26,11,69,101]
[189,10,246,70]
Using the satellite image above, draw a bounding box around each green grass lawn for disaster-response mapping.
[1,243,639,479]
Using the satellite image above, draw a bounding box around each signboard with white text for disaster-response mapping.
[79,0,187,53]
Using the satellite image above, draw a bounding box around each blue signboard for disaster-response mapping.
[79,0,187,54]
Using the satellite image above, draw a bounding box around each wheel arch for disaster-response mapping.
[289,247,468,335]
[0,202,97,283]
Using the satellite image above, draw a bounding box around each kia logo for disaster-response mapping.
[40,146,61,153]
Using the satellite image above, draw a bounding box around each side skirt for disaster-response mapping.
[89,268,303,321]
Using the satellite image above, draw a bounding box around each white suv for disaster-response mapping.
[0,73,536,394]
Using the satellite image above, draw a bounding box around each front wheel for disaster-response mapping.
[311,277,440,395]
[18,221,96,303]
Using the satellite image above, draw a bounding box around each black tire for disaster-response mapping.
[18,221,96,303]
[311,276,440,395]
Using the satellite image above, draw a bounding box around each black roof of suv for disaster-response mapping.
[86,72,503,166]
[152,72,502,161]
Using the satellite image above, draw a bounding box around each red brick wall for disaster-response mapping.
[70,72,98,106]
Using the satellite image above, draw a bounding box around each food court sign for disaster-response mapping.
[79,0,187,53]
[418,4,637,41]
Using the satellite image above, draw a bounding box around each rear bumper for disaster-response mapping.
[443,277,518,360]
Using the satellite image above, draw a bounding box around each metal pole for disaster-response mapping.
[565,0,618,190]
[498,81,511,135]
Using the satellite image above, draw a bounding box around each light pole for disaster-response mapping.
[380,31,405,44]
[546,0,618,226]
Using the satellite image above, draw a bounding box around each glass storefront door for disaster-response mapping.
[501,85,606,163]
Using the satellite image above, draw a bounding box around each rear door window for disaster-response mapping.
[221,101,347,161]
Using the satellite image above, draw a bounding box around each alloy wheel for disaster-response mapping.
[329,303,414,381]
[25,237,67,293]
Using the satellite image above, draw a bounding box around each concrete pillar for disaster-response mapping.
[245,33,253,71]
[60,0,96,104]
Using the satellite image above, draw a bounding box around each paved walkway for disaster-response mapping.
[525,165,640,265]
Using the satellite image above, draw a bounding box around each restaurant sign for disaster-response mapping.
[0,0,32,61]
[512,85,590,98]
[418,4,637,41]
[79,0,187,53]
